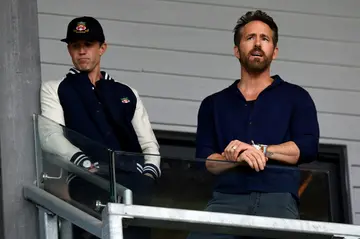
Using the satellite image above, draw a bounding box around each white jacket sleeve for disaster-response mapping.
[131,88,161,178]
[39,80,80,161]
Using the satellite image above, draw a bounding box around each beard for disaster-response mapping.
[239,46,273,74]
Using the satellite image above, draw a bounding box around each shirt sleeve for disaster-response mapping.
[39,81,81,161]
[290,89,320,163]
[196,96,219,159]
[130,88,161,178]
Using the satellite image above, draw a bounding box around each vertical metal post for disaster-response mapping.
[33,114,44,188]
[109,151,117,203]
[123,189,133,205]
[102,207,124,239]
[38,207,59,239]
[59,219,73,239]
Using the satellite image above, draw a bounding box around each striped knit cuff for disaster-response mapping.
[66,152,99,184]
[65,173,77,185]
[136,163,144,174]
[70,152,99,169]
[70,152,87,166]
[143,163,161,179]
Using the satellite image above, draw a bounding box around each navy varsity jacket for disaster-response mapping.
[40,68,161,182]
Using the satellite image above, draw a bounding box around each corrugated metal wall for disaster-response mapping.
[36,0,360,223]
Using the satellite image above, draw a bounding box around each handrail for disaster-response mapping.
[24,185,360,239]
[23,184,102,238]
[104,203,360,239]
[43,153,133,204]
[114,150,327,173]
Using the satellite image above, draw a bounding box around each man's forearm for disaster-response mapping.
[205,153,240,175]
[38,120,80,161]
[266,141,300,164]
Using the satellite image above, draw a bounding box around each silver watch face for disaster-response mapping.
[82,160,91,168]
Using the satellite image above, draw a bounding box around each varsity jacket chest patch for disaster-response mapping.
[121,97,130,103]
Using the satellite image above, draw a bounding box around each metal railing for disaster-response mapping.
[24,184,102,238]
[26,114,360,239]
[23,183,360,239]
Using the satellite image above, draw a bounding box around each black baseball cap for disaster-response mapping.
[61,16,105,43]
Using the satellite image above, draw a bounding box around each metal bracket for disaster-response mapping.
[95,200,106,212]
[36,205,55,217]
[41,169,63,181]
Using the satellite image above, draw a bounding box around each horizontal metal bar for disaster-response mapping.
[333,236,359,239]
[44,153,132,204]
[23,184,102,238]
[115,150,332,174]
[106,203,360,239]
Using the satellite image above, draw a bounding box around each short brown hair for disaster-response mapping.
[233,10,278,47]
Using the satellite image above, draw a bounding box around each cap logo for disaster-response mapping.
[74,21,89,33]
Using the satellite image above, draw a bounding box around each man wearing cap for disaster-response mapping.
[39,16,160,239]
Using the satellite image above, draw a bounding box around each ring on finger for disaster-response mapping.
[232,145,237,150]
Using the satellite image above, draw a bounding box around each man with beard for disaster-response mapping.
[187,10,319,239]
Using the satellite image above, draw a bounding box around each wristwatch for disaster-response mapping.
[251,140,268,154]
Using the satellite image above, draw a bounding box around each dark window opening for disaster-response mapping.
[153,130,352,224]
